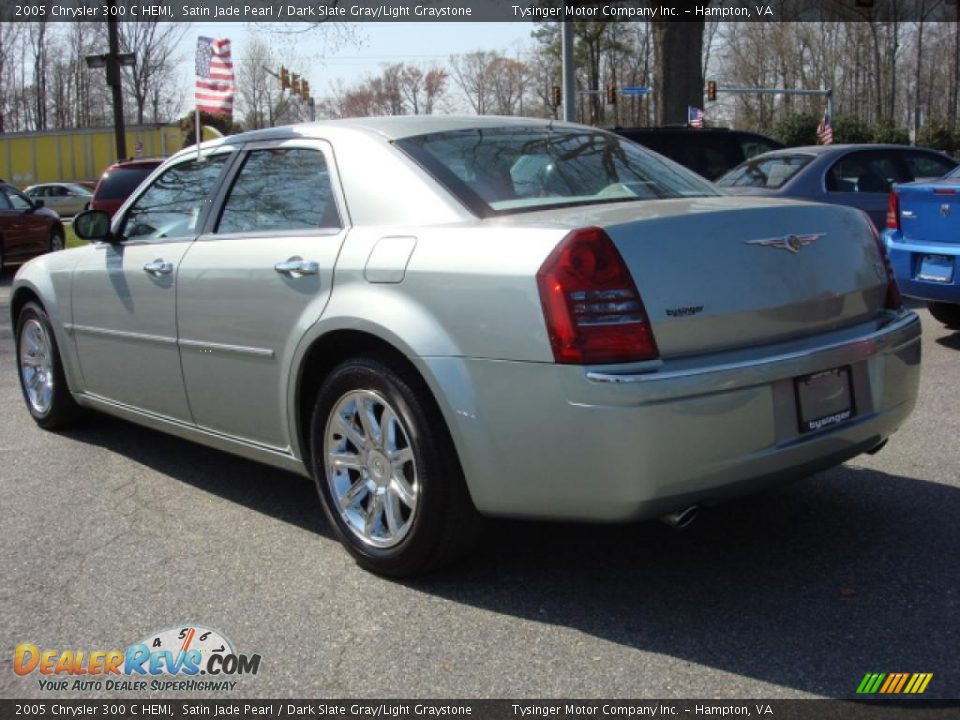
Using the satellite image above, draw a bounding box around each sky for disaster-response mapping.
[175,22,538,112]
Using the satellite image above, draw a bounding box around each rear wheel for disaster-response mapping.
[309,357,482,576]
[15,301,80,429]
[927,301,960,329]
[49,228,65,253]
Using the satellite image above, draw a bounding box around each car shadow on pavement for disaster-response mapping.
[58,414,332,538]
[409,464,959,698]
[935,330,960,350]
[40,401,957,699]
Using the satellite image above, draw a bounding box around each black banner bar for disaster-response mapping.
[3,700,960,720]
[2,0,959,23]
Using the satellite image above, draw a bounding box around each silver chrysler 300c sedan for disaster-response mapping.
[11,117,921,576]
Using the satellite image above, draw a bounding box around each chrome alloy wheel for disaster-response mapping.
[19,318,55,415]
[324,389,419,549]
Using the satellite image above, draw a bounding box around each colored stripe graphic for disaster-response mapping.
[857,673,932,694]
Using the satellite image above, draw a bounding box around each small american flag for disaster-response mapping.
[688,106,705,128]
[195,36,234,116]
[817,108,834,145]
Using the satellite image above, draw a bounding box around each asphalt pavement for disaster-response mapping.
[1,266,957,700]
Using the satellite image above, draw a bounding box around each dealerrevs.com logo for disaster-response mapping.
[14,625,261,693]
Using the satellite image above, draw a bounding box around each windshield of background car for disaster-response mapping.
[395,127,719,216]
[95,167,156,200]
[717,154,814,189]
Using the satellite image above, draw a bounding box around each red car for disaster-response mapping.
[0,182,64,273]
[90,158,163,217]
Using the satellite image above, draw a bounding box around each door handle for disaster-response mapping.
[143,259,174,276]
[274,256,319,276]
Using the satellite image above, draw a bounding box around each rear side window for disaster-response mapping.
[122,155,230,241]
[216,147,341,234]
[95,167,157,200]
[902,152,956,181]
[718,155,813,189]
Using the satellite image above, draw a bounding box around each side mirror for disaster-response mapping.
[33,199,44,208]
[73,209,114,242]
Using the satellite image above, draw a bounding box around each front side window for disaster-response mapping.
[396,127,718,216]
[717,154,813,189]
[122,154,230,242]
[217,147,341,234]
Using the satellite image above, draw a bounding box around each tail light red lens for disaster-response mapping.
[865,213,902,311]
[885,191,900,230]
[537,227,659,364]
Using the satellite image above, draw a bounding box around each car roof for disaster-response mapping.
[216,116,589,146]
[105,158,165,170]
[758,143,940,157]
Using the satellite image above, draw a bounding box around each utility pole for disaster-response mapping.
[85,0,135,161]
[561,22,575,123]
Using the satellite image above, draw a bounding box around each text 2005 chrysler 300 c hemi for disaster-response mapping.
[11,117,920,576]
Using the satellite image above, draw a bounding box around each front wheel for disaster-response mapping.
[309,357,482,576]
[927,301,960,329]
[15,301,80,429]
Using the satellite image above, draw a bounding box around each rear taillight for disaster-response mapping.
[536,227,659,364]
[885,190,900,230]
[864,213,902,311]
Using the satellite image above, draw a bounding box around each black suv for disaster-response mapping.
[610,126,783,181]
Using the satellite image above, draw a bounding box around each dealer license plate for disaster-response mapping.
[795,367,853,434]
[917,254,954,283]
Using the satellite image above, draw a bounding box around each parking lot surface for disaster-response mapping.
[1,267,957,699]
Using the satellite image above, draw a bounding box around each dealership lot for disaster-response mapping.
[1,267,957,700]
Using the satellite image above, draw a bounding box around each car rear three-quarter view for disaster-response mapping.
[10,117,921,576]
[885,166,960,328]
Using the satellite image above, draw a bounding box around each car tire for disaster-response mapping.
[309,356,483,576]
[15,301,80,429]
[49,228,65,253]
[927,301,960,329]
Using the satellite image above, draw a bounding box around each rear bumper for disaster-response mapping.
[886,232,960,303]
[418,311,921,521]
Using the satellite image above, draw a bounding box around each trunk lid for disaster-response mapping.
[896,180,960,245]
[512,197,888,358]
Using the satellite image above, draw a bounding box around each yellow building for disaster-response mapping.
[0,124,182,187]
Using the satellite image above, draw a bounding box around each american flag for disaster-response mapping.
[195,36,234,116]
[817,108,834,145]
[688,105,705,128]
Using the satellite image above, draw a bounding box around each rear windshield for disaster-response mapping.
[717,155,814,189]
[395,127,718,216]
[95,167,156,200]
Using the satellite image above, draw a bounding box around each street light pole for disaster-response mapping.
[106,12,127,160]
[86,0,135,162]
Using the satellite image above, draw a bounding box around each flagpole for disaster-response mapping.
[195,98,201,162]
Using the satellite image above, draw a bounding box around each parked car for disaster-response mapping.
[885,164,960,328]
[24,182,93,217]
[0,181,65,272]
[90,158,163,217]
[11,117,920,576]
[718,144,958,230]
[610,126,783,180]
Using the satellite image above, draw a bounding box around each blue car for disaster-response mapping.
[885,165,960,328]
[719,144,957,230]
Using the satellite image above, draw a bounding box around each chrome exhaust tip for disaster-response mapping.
[660,505,699,529]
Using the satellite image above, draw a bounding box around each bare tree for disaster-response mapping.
[450,50,498,114]
[116,22,186,124]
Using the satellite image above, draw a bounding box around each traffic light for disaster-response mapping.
[551,85,561,108]
[291,73,301,96]
[607,84,617,105]
[300,80,310,100]
[280,66,290,90]
[707,80,717,102]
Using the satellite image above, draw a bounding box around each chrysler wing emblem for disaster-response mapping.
[942,204,951,218]
[745,233,826,254]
